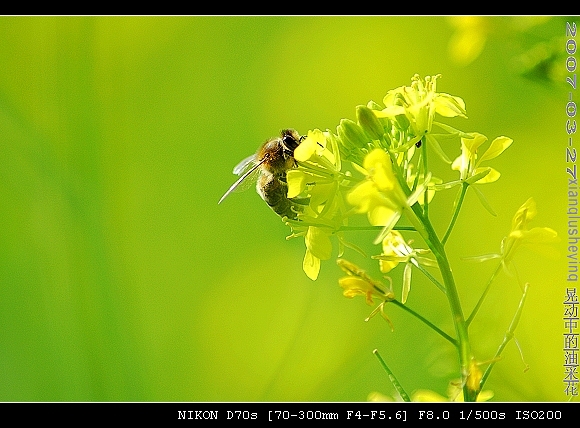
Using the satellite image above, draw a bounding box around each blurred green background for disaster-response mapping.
[0,16,575,401]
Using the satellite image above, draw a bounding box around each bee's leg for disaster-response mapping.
[290,197,310,206]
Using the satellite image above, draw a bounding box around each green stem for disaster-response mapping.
[442,181,468,246]
[480,283,530,389]
[338,225,417,232]
[410,202,474,401]
[466,261,503,326]
[391,300,456,346]
[420,136,429,218]
[373,349,411,402]
[412,262,446,294]
[432,121,474,138]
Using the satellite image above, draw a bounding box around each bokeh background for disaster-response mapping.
[0,16,576,402]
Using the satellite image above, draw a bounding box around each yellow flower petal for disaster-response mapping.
[466,360,483,394]
[374,105,406,118]
[286,169,307,198]
[379,258,399,273]
[451,153,466,172]
[449,28,487,66]
[347,181,380,213]
[367,392,395,402]
[294,129,325,162]
[511,197,537,231]
[363,148,391,172]
[303,249,320,281]
[339,277,376,305]
[363,149,397,192]
[305,226,332,260]
[447,16,489,65]
[434,93,467,118]
[368,205,397,227]
[478,136,513,163]
[462,132,487,154]
[472,166,500,184]
[294,140,316,162]
[519,226,559,244]
[411,389,448,402]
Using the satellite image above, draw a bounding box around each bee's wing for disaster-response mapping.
[218,156,265,204]
[233,154,257,175]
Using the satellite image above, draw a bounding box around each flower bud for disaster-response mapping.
[368,101,393,139]
[357,105,385,140]
[337,118,369,149]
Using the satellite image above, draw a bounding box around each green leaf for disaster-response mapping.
[471,185,497,216]
[425,134,451,164]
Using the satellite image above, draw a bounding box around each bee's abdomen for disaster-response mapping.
[257,173,300,219]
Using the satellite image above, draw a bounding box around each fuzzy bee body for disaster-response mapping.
[219,129,304,219]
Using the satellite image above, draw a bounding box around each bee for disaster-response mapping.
[218,129,306,219]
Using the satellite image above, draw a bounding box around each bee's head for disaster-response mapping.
[280,129,302,155]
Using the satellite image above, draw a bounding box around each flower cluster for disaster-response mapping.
[346,148,422,242]
[375,74,467,141]
[237,73,560,402]
[286,74,474,280]
[285,129,345,280]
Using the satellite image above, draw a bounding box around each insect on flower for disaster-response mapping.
[218,129,307,219]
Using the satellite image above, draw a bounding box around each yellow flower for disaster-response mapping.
[288,128,339,199]
[303,226,333,281]
[337,259,395,325]
[348,149,431,244]
[412,386,493,402]
[375,74,467,138]
[447,16,491,66]
[339,276,380,305]
[293,129,327,163]
[371,375,494,402]
[451,132,513,184]
[501,197,560,266]
[466,359,483,396]
[378,231,411,273]
[380,232,414,303]
[405,165,441,206]
[347,149,407,227]
[367,391,396,402]
[447,17,551,66]
[375,231,436,303]
[466,198,559,271]
[412,361,491,402]
[286,129,346,281]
